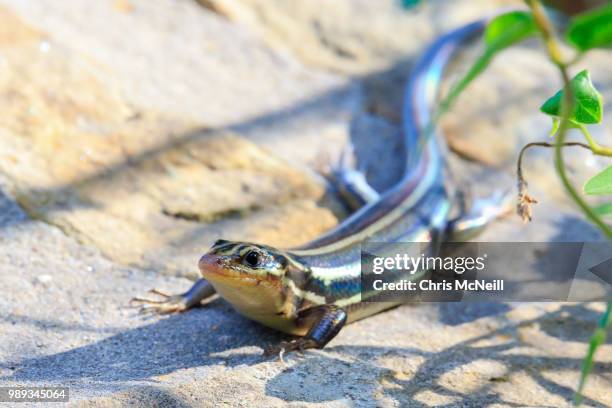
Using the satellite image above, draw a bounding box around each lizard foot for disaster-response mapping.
[130,289,191,315]
[263,339,317,362]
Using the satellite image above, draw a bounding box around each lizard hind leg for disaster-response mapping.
[445,189,514,242]
[320,142,380,213]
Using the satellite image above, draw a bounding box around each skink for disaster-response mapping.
[133,18,507,356]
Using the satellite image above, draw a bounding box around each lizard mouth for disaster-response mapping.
[198,254,262,287]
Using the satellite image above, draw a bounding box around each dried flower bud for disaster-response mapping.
[517,179,538,222]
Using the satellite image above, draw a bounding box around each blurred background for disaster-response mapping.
[0,0,610,279]
[0,1,610,406]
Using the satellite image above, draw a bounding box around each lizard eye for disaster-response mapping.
[243,250,262,268]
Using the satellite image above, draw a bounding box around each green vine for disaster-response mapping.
[526,0,612,238]
[420,0,612,403]
[521,5,611,401]
[579,124,612,157]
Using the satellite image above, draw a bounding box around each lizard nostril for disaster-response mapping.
[199,254,223,271]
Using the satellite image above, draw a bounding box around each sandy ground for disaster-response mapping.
[0,0,611,406]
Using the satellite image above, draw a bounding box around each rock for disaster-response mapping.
[1,195,610,407]
[194,0,519,74]
[0,0,611,406]
[440,43,612,182]
[0,0,343,276]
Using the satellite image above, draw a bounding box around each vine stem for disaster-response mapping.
[525,0,612,238]
[517,142,593,222]
[524,2,612,405]
[518,142,594,183]
[578,124,612,156]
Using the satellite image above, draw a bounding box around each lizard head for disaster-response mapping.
[198,239,304,331]
[198,239,291,288]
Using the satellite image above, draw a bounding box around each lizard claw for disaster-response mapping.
[263,339,315,362]
[130,289,190,315]
[148,288,172,297]
[263,341,294,363]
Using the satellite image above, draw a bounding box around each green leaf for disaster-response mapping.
[594,203,612,216]
[540,70,603,125]
[548,118,560,137]
[575,302,611,406]
[567,4,612,52]
[584,166,612,195]
[548,116,582,136]
[485,11,538,52]
[576,327,607,405]
[437,11,537,119]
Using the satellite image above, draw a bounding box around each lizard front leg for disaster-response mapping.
[264,305,347,360]
[131,278,216,314]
